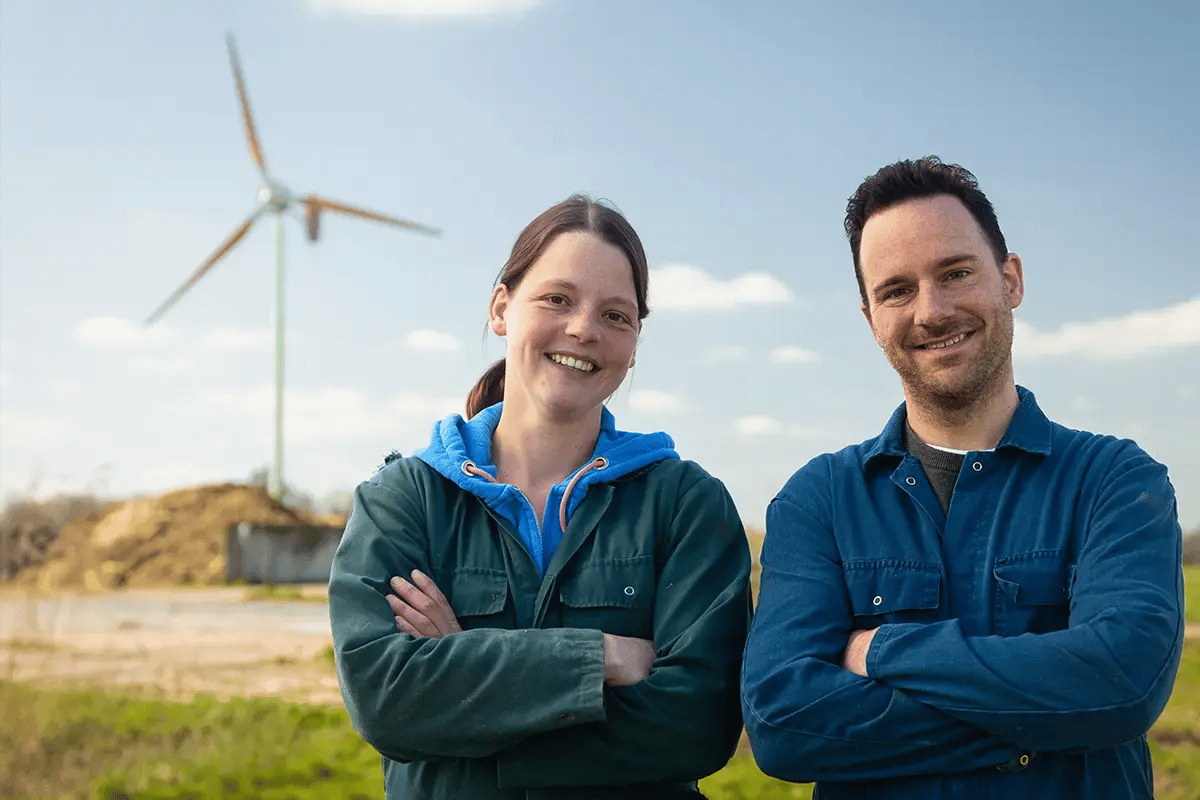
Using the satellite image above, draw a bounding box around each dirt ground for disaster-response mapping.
[0,585,343,705]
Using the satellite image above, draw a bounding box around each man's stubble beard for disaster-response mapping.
[886,303,1016,418]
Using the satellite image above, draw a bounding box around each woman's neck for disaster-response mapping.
[492,403,602,490]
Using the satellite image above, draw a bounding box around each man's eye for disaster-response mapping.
[545,295,567,305]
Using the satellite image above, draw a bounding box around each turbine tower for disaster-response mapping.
[146,33,439,499]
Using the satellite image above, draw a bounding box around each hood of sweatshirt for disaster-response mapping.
[411,402,678,574]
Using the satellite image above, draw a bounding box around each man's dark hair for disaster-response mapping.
[845,156,1009,304]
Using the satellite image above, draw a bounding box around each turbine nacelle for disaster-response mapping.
[258,181,293,213]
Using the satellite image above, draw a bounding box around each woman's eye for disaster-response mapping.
[544,295,567,305]
[606,312,631,325]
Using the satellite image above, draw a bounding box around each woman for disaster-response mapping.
[328,194,752,799]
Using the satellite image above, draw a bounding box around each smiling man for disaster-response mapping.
[741,157,1185,798]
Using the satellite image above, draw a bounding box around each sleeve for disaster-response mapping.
[741,464,1023,784]
[328,465,607,763]
[865,448,1186,751]
[493,472,753,789]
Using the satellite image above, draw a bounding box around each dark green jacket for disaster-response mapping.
[329,455,752,799]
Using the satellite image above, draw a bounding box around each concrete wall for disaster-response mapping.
[226,522,343,584]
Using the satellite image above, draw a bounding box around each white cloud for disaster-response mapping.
[627,390,684,414]
[733,415,830,439]
[0,371,10,388]
[390,392,464,419]
[129,354,193,376]
[75,316,175,348]
[1014,297,1200,360]
[734,415,783,437]
[651,264,794,312]
[0,409,69,447]
[769,346,822,364]
[308,0,541,17]
[199,327,272,351]
[702,345,748,364]
[404,328,462,351]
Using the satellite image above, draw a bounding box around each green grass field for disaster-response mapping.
[2,567,1197,799]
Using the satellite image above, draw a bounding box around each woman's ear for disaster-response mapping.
[488,285,509,336]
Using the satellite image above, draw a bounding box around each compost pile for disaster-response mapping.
[7,483,341,591]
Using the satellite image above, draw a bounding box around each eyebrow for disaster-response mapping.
[534,279,638,311]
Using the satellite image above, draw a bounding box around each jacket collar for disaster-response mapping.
[865,385,1052,468]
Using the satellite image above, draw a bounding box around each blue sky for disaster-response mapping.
[1,0,1197,531]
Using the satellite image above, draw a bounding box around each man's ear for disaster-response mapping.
[488,285,509,336]
[1002,254,1024,310]
[860,301,880,345]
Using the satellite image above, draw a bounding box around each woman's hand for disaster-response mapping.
[387,570,463,638]
[602,633,656,686]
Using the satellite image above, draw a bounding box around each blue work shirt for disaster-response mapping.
[742,387,1184,799]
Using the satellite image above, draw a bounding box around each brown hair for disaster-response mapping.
[845,156,1009,305]
[465,194,650,418]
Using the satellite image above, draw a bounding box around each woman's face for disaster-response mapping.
[489,231,640,424]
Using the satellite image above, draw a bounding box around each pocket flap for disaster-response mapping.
[993,560,1070,606]
[449,569,508,616]
[843,560,940,615]
[560,557,654,609]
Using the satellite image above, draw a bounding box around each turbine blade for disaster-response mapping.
[145,206,266,325]
[306,194,441,237]
[226,32,268,178]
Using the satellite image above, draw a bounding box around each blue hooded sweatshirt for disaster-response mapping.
[412,402,679,574]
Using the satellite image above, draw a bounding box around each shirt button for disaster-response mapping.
[873,595,883,606]
[972,461,983,472]
[624,586,635,596]
[905,476,917,486]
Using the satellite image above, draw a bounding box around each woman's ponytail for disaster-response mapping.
[465,359,506,418]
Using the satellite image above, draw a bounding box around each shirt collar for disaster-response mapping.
[865,385,1052,468]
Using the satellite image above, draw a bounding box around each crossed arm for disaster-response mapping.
[742,450,1185,783]
[387,569,657,687]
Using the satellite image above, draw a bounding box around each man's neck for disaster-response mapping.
[904,382,1020,452]
[492,401,601,489]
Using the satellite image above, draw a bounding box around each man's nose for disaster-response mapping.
[913,285,954,328]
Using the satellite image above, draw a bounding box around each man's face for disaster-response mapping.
[858,194,1024,411]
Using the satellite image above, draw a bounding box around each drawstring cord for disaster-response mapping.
[460,456,609,533]
[559,457,607,533]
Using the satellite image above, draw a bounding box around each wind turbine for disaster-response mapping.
[146,33,440,499]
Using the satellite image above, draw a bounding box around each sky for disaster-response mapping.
[1,0,1197,532]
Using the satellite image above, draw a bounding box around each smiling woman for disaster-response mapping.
[327,194,753,800]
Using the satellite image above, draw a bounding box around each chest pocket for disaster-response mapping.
[447,569,509,630]
[559,556,655,639]
[993,551,1073,636]
[843,560,941,624]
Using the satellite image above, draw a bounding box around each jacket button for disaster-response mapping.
[873,595,883,606]
[1019,754,1030,766]
[972,461,983,472]
[624,586,635,596]
[905,476,917,486]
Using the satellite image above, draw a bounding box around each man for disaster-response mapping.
[741,156,1184,798]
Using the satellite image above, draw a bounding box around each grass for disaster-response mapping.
[1,568,1196,798]
[1184,565,1199,624]
[0,682,381,800]
[244,584,328,603]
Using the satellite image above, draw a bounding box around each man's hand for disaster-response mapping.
[602,633,656,686]
[387,569,463,638]
[841,628,878,677]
